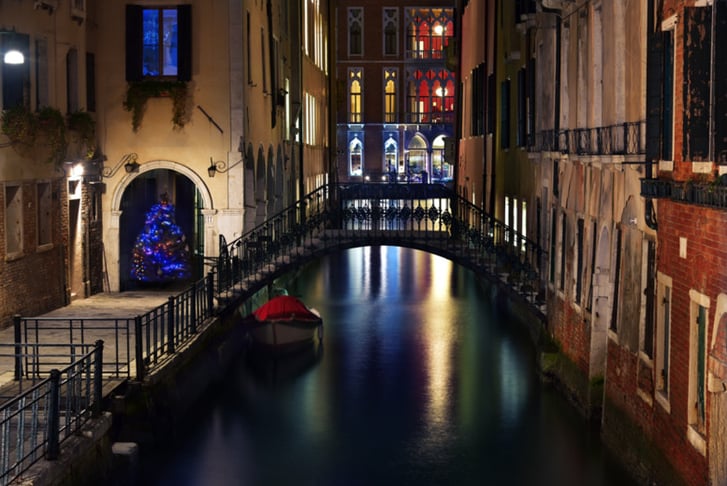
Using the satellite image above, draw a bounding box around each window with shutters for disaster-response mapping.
[687,290,708,453]
[655,273,672,410]
[125,5,191,81]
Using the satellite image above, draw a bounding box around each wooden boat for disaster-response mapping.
[243,295,323,352]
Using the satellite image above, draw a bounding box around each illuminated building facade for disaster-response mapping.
[335,0,456,184]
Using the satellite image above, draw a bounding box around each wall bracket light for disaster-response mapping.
[102,153,140,177]
[207,157,242,177]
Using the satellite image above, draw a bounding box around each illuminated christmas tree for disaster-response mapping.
[130,194,190,282]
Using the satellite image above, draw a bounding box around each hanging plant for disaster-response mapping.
[36,106,67,166]
[1,105,37,145]
[67,110,96,157]
[123,80,189,132]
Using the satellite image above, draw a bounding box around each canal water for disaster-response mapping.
[139,246,636,486]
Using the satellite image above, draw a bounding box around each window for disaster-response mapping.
[383,8,398,56]
[261,28,267,92]
[349,137,362,176]
[655,273,672,405]
[384,137,398,174]
[406,68,455,124]
[66,48,79,113]
[517,68,527,147]
[384,69,397,123]
[349,68,362,123]
[348,8,363,56]
[247,12,252,84]
[549,207,557,284]
[2,33,30,109]
[5,184,22,256]
[641,240,656,358]
[37,182,51,247]
[86,52,96,112]
[501,79,511,149]
[405,8,453,60]
[125,5,191,81]
[471,63,485,136]
[688,291,709,439]
[36,39,50,110]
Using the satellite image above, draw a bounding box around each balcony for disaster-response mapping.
[641,178,727,210]
[530,121,646,156]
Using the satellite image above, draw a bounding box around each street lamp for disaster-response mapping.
[101,153,140,177]
[1,30,25,65]
[207,157,243,177]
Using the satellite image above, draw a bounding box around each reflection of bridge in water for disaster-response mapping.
[215,183,546,318]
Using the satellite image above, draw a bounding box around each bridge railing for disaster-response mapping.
[214,183,545,310]
[0,341,104,486]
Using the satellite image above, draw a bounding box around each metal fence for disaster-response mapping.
[15,274,215,382]
[0,341,103,486]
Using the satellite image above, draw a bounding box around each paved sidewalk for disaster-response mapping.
[0,290,177,378]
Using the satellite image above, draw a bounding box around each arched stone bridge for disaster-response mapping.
[213,183,546,319]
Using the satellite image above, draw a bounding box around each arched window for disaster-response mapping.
[348,8,363,56]
[384,69,397,123]
[349,68,362,123]
[384,136,398,175]
[432,135,451,181]
[349,137,363,176]
[406,135,427,181]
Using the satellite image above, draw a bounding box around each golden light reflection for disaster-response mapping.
[422,254,455,433]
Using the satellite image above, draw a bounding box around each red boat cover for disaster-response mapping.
[252,295,320,322]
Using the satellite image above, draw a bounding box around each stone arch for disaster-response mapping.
[108,159,215,292]
[111,159,213,211]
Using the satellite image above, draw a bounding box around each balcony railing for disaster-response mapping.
[530,121,646,156]
[641,178,727,210]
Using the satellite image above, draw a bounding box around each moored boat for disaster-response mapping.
[243,295,323,352]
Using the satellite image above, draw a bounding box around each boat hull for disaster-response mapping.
[249,319,322,352]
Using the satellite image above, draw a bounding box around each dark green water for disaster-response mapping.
[140,246,636,486]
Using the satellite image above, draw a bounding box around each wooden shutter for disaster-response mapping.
[177,5,192,82]
[125,5,143,81]
[682,7,711,161]
[714,1,727,162]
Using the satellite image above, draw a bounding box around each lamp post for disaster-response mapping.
[101,153,140,178]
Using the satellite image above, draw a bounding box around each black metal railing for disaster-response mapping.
[14,274,215,382]
[530,121,646,156]
[214,183,546,312]
[641,178,727,210]
[0,341,103,486]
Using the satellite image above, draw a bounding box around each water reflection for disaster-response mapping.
[141,246,635,486]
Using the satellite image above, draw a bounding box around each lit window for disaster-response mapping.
[125,5,191,81]
[349,137,362,176]
[349,68,362,123]
[384,68,397,123]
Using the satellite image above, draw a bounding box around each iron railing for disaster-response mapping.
[215,183,546,312]
[530,121,646,156]
[641,178,727,210]
[14,274,215,382]
[0,341,103,486]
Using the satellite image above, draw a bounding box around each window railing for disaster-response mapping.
[529,121,646,156]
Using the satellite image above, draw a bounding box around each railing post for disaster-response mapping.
[47,369,61,460]
[190,282,197,334]
[134,316,144,381]
[93,340,104,417]
[167,296,175,355]
[207,271,214,316]
[13,314,22,381]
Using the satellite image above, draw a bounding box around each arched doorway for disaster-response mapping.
[406,134,427,182]
[118,168,204,291]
